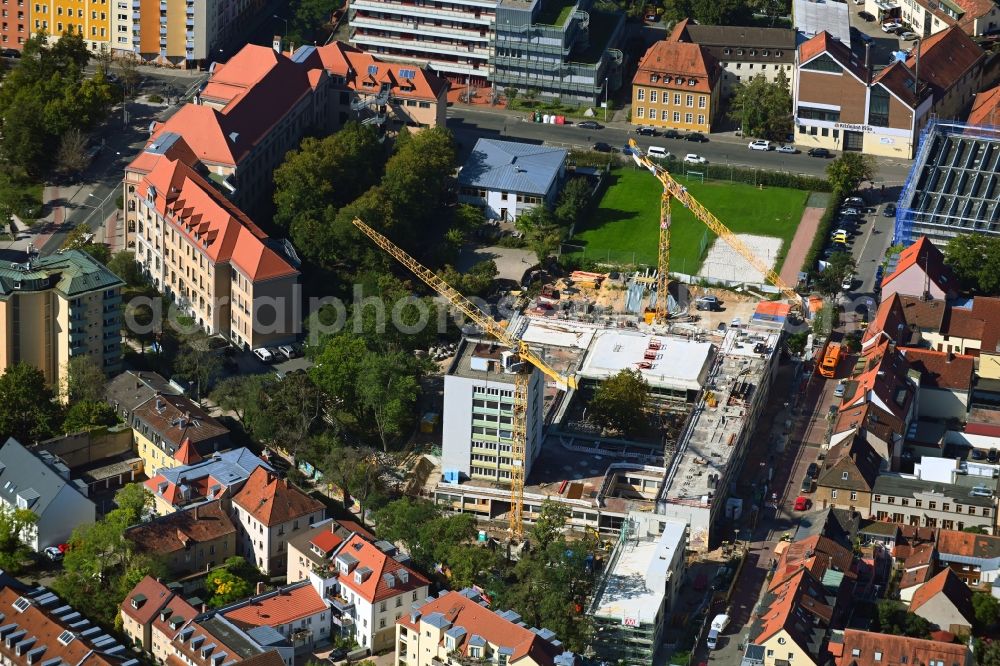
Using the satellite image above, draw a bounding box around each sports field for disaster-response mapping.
[566,168,810,275]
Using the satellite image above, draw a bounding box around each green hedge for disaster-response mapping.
[802,187,844,275]
[659,158,832,192]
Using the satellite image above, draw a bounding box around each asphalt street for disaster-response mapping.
[447,107,916,184]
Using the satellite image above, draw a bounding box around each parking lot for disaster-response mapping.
[848,0,917,62]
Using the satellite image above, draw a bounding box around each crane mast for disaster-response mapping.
[351,218,576,539]
[626,138,801,305]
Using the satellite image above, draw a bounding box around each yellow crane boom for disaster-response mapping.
[352,218,577,539]
[626,138,800,304]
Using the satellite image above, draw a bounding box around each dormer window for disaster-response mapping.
[354,571,363,584]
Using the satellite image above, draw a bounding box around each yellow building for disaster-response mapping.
[631,38,721,134]
[33,0,110,51]
[128,392,230,476]
[0,249,122,394]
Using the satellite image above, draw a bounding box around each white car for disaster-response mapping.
[882,21,902,32]
[43,546,63,562]
[253,347,274,363]
[748,139,771,151]
[776,144,799,154]
[834,383,846,397]
[683,153,707,164]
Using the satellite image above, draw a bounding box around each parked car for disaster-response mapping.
[277,344,299,360]
[0,48,20,58]
[807,462,820,478]
[794,496,811,511]
[43,546,63,562]
[844,196,865,207]
[645,12,659,21]
[253,347,275,363]
[776,144,799,154]
[858,10,876,20]
[971,448,987,461]
[833,382,846,398]
[706,614,730,650]
[646,146,670,159]
[593,142,616,153]
[800,477,814,493]
[899,30,919,40]
[577,121,603,130]
[808,147,832,158]
[696,295,720,311]
[636,126,658,136]
[842,273,854,290]
[882,21,902,32]
[663,129,682,139]
[685,132,708,142]
[684,153,707,164]
[748,139,771,151]
[883,202,897,217]
[841,207,862,216]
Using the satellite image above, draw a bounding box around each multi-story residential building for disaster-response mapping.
[124,499,237,574]
[108,378,230,475]
[490,0,625,105]
[120,576,199,660]
[1,0,29,50]
[457,139,566,222]
[132,155,301,349]
[348,0,496,83]
[231,466,325,574]
[287,518,378,583]
[909,568,975,632]
[814,436,883,513]
[888,0,1000,38]
[310,533,430,652]
[0,584,140,666]
[935,528,1000,586]
[589,521,688,666]
[143,447,271,514]
[631,36,721,134]
[828,629,973,666]
[441,340,544,485]
[793,27,984,158]
[669,19,795,98]
[871,472,997,532]
[877,236,958,302]
[0,249,123,390]
[396,588,578,666]
[900,348,975,420]
[219,581,331,655]
[33,0,109,52]
[0,437,96,551]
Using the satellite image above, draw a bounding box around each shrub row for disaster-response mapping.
[802,187,844,276]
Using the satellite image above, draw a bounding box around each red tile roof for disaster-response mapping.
[900,348,974,391]
[122,576,199,635]
[969,84,1000,126]
[873,27,983,106]
[125,500,236,559]
[140,158,298,282]
[881,236,957,296]
[972,296,1000,353]
[232,467,324,526]
[310,531,342,555]
[305,41,448,102]
[336,533,429,603]
[798,32,867,81]
[175,438,203,464]
[936,528,1000,560]
[909,569,975,624]
[832,629,971,666]
[399,591,564,664]
[223,583,327,627]
[755,569,833,648]
[130,391,229,451]
[633,39,719,94]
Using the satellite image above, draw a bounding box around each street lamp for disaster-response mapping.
[273,15,288,39]
[603,77,609,123]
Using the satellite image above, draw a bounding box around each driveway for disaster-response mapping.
[457,245,536,282]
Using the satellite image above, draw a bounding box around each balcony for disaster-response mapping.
[349,0,492,24]
[351,15,490,41]
[350,31,489,58]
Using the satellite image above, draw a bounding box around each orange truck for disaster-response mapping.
[817,342,842,378]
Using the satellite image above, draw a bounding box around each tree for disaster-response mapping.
[964,525,990,534]
[815,251,856,296]
[287,0,343,45]
[63,400,118,432]
[827,153,877,193]
[505,86,519,105]
[357,351,420,451]
[64,355,107,404]
[210,375,271,436]
[875,600,932,638]
[945,234,1000,295]
[55,128,91,176]
[589,368,651,437]
[438,260,498,298]
[0,506,37,574]
[974,592,1000,631]
[0,363,61,443]
[173,332,223,400]
[729,71,792,141]
[207,566,253,607]
[107,251,144,287]
[553,177,592,227]
[317,443,385,524]
[786,331,809,356]
[515,206,564,263]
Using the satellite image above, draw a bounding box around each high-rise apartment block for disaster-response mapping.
[441,341,544,485]
[1,0,29,50]
[33,0,109,51]
[0,249,123,390]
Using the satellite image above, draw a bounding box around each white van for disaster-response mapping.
[646,146,669,159]
[253,347,274,363]
[706,613,730,649]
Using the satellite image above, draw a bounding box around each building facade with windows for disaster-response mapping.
[124,499,237,574]
[33,0,109,52]
[0,249,123,390]
[669,19,795,98]
[871,474,997,532]
[489,0,625,105]
[631,38,720,133]
[441,340,545,485]
[457,139,567,222]
[890,0,1000,39]
[2,0,29,50]
[793,28,983,158]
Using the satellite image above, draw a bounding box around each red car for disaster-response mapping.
[794,496,811,511]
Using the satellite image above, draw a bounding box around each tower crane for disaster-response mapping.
[352,218,578,540]
[626,138,802,308]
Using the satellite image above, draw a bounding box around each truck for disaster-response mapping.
[706,613,730,649]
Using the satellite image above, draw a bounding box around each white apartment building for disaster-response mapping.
[348,0,495,81]
[308,534,431,653]
[441,340,545,485]
[231,467,326,575]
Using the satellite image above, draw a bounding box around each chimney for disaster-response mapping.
[272,35,282,53]
[864,42,872,83]
[913,38,922,99]
[255,582,266,595]
[947,351,954,363]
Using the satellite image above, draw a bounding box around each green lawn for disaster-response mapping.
[535,0,577,26]
[567,167,809,275]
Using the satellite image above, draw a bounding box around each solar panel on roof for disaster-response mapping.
[399,68,415,80]
[367,64,378,76]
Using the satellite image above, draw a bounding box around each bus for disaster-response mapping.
[817,342,842,378]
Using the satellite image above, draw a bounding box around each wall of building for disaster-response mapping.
[763,630,817,666]
[871,494,996,532]
[632,84,717,132]
[918,387,969,420]
[244,273,299,349]
[814,485,871,513]
[1,0,29,50]
[35,484,97,550]
[911,595,972,632]
[36,428,135,468]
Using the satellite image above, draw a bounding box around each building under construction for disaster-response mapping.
[428,316,780,551]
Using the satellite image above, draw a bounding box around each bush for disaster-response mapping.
[802,188,844,276]
[146,93,164,103]
[697,163,832,192]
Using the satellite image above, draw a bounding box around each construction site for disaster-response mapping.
[353,141,796,552]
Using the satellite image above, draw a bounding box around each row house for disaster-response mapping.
[143,447,270,514]
[793,27,984,158]
[120,576,199,661]
[886,0,1000,38]
[828,629,972,666]
[124,499,237,575]
[871,471,997,533]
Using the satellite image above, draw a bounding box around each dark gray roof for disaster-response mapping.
[105,371,180,413]
[873,473,997,507]
[0,249,123,298]
[458,139,566,196]
[198,617,265,659]
[683,24,796,52]
[0,438,94,519]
